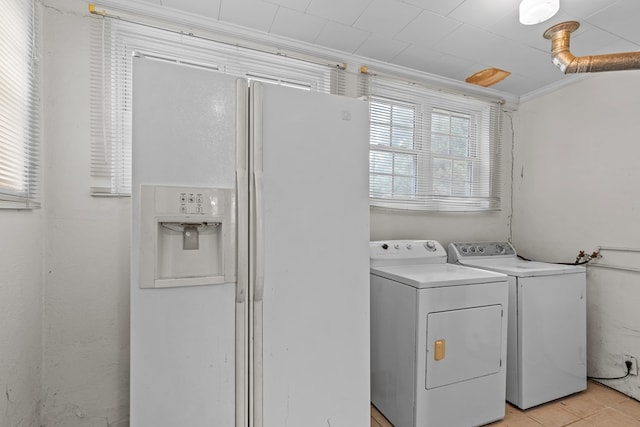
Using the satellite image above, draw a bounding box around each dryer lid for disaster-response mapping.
[370,263,507,289]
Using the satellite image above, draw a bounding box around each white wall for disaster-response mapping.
[0,210,43,427]
[370,207,510,245]
[513,72,640,399]
[41,1,130,425]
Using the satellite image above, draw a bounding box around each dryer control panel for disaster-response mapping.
[370,240,446,267]
[448,241,516,262]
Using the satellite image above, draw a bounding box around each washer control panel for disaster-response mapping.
[370,240,446,266]
[449,241,516,259]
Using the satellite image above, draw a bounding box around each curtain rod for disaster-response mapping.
[87,3,346,71]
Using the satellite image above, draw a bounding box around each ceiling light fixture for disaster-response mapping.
[519,0,559,25]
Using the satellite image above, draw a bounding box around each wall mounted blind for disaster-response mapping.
[368,76,502,212]
[90,17,336,196]
[0,0,40,208]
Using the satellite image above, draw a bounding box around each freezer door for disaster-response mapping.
[250,82,370,427]
[131,55,248,427]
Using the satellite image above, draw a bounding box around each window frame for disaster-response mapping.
[368,77,502,212]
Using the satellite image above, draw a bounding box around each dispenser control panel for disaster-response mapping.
[138,185,235,289]
[178,191,207,214]
[152,187,226,216]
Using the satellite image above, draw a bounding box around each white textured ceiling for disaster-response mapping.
[107,0,640,99]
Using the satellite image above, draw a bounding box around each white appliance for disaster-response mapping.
[448,242,587,410]
[370,240,509,427]
[130,55,370,427]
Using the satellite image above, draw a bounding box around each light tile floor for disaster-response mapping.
[371,380,640,426]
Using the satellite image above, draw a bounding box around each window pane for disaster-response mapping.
[433,158,452,196]
[392,127,414,149]
[450,136,469,157]
[432,133,449,154]
[371,102,391,122]
[394,176,415,197]
[392,105,414,127]
[431,113,449,133]
[371,123,391,146]
[370,151,393,174]
[394,153,415,176]
[370,174,392,197]
[451,116,469,136]
[452,160,471,196]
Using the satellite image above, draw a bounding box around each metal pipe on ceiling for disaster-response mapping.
[543,21,640,74]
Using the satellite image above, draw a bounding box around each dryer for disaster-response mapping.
[370,240,509,427]
[448,242,586,410]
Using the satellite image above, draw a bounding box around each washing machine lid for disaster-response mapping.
[370,263,507,289]
[456,258,585,277]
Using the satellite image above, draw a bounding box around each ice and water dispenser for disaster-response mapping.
[138,185,235,288]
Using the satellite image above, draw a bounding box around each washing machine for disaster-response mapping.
[370,240,509,427]
[448,242,586,410]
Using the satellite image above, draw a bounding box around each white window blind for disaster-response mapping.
[369,76,502,211]
[90,18,335,196]
[0,0,40,208]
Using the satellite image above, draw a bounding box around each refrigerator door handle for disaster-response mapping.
[254,169,265,303]
[236,169,249,304]
[252,168,264,427]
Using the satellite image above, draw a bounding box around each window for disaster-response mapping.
[0,0,40,208]
[369,77,502,211]
[90,17,336,196]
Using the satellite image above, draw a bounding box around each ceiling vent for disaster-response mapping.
[465,68,511,87]
[544,21,640,74]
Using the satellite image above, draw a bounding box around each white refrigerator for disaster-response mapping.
[130,55,370,427]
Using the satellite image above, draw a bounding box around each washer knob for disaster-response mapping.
[406,244,412,249]
[381,243,389,250]
[394,244,400,249]
[424,241,436,251]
